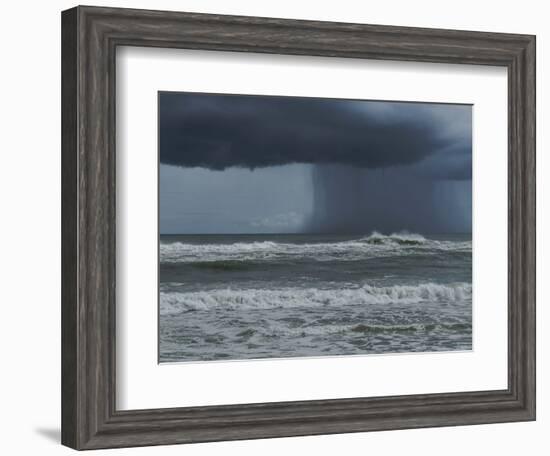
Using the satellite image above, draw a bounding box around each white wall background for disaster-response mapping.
[0,0,546,454]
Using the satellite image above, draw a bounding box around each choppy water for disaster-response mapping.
[159,232,472,362]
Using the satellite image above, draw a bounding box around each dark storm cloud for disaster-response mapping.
[416,142,472,181]
[159,92,471,177]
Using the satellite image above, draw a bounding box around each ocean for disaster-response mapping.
[159,232,472,362]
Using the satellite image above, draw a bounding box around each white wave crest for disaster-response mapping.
[160,282,472,315]
[160,232,471,263]
[360,231,427,245]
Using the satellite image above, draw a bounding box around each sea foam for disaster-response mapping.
[160,232,471,263]
[160,282,472,315]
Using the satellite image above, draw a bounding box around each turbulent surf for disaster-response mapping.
[159,233,472,362]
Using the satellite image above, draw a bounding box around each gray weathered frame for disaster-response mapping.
[61,5,536,450]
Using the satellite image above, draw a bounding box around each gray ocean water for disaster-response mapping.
[159,232,472,362]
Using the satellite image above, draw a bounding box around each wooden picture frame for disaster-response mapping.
[61,5,535,450]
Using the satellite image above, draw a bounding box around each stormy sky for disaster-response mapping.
[159,92,471,234]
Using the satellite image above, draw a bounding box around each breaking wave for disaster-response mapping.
[359,232,426,245]
[160,282,472,315]
[160,232,471,263]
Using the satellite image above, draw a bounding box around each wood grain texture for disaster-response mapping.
[61,7,78,449]
[61,5,536,450]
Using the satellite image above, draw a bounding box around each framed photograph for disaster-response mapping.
[61,5,535,450]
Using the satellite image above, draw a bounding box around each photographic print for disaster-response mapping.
[158,92,472,363]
